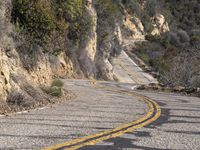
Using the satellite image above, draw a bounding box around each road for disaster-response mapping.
[0,51,199,150]
[113,51,158,84]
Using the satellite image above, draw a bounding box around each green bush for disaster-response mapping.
[191,35,200,42]
[96,0,119,14]
[190,30,200,44]
[177,30,190,44]
[190,76,200,88]
[11,0,86,48]
[12,0,64,43]
[145,34,161,42]
[49,86,63,97]
[51,79,64,88]
[163,32,181,47]
[46,79,64,97]
[145,0,158,17]
[55,0,86,41]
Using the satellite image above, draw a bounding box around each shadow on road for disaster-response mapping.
[79,96,200,150]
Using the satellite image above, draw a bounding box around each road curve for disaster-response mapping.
[77,88,200,150]
[0,80,199,150]
[0,80,153,150]
[44,81,161,150]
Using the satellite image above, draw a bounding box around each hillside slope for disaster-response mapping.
[122,0,200,88]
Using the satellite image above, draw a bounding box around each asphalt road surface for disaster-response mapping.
[0,51,199,150]
[0,80,199,150]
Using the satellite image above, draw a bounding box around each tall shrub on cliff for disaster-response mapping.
[11,0,85,54]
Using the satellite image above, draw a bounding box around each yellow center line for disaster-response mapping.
[43,81,161,150]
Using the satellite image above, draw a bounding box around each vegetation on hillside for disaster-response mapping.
[11,0,88,54]
[127,0,200,88]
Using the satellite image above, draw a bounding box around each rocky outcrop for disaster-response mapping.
[78,0,97,78]
[151,14,170,36]
[123,13,145,40]
[95,22,123,80]
[75,0,125,80]
[95,1,124,80]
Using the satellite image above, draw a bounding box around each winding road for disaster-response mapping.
[0,51,199,150]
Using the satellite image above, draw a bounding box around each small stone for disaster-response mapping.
[173,86,185,92]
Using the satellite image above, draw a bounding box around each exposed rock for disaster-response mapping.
[95,2,123,80]
[151,14,170,36]
[123,13,145,40]
[78,0,97,78]
[137,83,162,91]
[173,86,185,92]
[96,23,123,80]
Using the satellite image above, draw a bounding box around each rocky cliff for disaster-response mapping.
[0,0,124,112]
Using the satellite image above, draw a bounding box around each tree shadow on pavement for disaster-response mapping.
[79,135,175,150]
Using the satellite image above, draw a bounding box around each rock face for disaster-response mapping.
[77,0,124,80]
[0,1,78,109]
[0,0,125,106]
[123,12,145,40]
[96,23,123,80]
[151,14,170,36]
[0,0,17,103]
[78,1,97,78]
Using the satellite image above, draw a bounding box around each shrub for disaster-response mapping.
[189,76,200,88]
[95,0,122,27]
[177,30,190,44]
[6,91,34,107]
[47,79,64,97]
[145,34,161,42]
[162,30,191,48]
[190,30,200,44]
[11,0,86,52]
[191,35,200,42]
[145,0,158,17]
[96,0,119,14]
[167,32,181,47]
[55,0,86,41]
[48,86,63,97]
[0,1,15,50]
[122,0,142,17]
[51,79,64,88]
[7,91,25,106]
[12,0,61,43]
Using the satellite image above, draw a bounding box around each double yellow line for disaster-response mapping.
[43,81,161,150]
